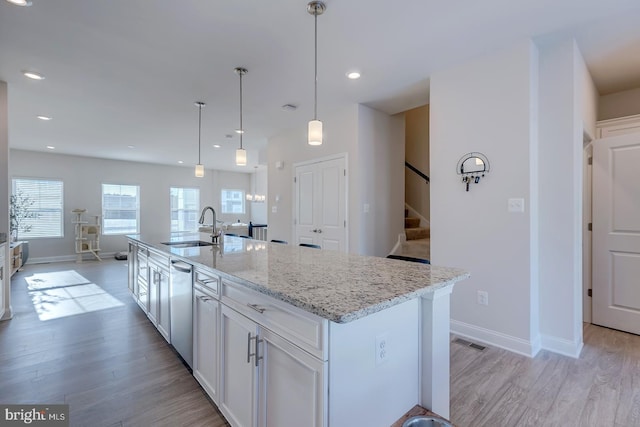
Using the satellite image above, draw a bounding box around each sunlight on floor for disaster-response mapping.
[25,271,124,321]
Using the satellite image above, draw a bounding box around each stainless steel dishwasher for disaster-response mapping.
[170,260,193,368]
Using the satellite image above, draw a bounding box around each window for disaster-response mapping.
[221,189,245,214]
[102,184,140,235]
[170,187,199,232]
[11,178,64,238]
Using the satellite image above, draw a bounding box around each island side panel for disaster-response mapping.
[421,285,454,419]
[328,298,420,427]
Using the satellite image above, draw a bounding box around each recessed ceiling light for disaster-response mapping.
[46,145,55,150]
[346,71,361,80]
[127,145,135,149]
[6,0,32,6]
[22,70,44,80]
[281,104,298,111]
[235,129,244,134]
[213,144,221,148]
[36,115,52,121]
[178,160,184,164]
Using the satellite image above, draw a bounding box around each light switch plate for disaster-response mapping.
[508,198,525,213]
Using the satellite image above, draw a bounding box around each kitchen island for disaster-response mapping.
[127,233,469,427]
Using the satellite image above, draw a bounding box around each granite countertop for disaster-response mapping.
[129,232,469,323]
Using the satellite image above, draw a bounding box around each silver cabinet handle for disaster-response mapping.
[198,295,212,302]
[247,303,265,314]
[0,266,3,280]
[255,335,263,367]
[247,332,252,364]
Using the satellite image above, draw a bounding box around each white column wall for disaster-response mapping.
[356,105,405,257]
[0,81,11,320]
[537,39,596,357]
[430,40,540,355]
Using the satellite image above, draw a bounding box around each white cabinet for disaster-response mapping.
[258,327,325,427]
[193,272,220,404]
[220,305,258,427]
[219,287,326,427]
[135,246,149,313]
[148,250,171,343]
[0,243,5,302]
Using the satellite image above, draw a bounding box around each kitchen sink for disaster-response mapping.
[162,240,215,248]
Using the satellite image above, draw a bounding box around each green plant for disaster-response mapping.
[10,190,37,241]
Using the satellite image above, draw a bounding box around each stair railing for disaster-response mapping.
[405,161,429,184]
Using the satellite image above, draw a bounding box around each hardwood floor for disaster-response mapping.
[450,324,640,427]
[3,260,640,426]
[0,259,229,427]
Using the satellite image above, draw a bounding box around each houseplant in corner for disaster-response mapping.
[10,190,36,264]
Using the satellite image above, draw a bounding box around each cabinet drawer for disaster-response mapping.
[221,280,327,360]
[195,269,219,298]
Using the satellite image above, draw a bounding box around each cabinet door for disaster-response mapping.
[127,243,137,294]
[157,268,171,343]
[193,288,219,403]
[258,328,326,427]
[148,267,159,326]
[220,305,259,427]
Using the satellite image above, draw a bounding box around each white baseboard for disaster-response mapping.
[540,334,584,358]
[27,252,117,265]
[451,319,541,357]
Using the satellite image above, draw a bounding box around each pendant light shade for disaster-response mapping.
[307,1,325,146]
[308,120,323,146]
[236,148,247,166]
[194,101,206,177]
[235,67,248,166]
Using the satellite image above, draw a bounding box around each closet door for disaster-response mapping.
[294,156,346,251]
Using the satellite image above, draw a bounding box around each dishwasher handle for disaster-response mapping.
[171,260,193,273]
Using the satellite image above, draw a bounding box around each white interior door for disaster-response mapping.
[294,156,346,251]
[592,133,640,334]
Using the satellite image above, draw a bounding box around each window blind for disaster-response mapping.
[12,178,64,238]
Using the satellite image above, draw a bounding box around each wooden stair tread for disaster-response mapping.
[405,227,430,240]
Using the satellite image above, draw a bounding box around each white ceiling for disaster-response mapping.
[1,0,640,172]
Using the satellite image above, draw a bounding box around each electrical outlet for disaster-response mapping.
[375,333,389,366]
[508,198,525,213]
[477,290,489,306]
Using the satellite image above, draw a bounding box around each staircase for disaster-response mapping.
[404,214,430,240]
[389,209,430,261]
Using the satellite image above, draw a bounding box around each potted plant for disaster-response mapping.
[10,190,37,242]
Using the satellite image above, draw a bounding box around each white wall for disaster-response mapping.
[9,149,251,262]
[430,40,540,356]
[356,105,405,257]
[267,104,359,247]
[267,104,404,256]
[0,81,10,321]
[598,87,640,121]
[537,39,587,357]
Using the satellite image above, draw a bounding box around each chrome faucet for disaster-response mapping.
[198,206,218,241]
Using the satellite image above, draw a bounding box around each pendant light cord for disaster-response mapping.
[314,11,318,120]
[239,71,243,150]
[198,104,202,163]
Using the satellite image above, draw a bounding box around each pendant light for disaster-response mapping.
[307,1,326,146]
[246,166,265,203]
[194,101,206,177]
[235,67,247,166]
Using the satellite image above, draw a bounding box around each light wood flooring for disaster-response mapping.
[2,260,640,426]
